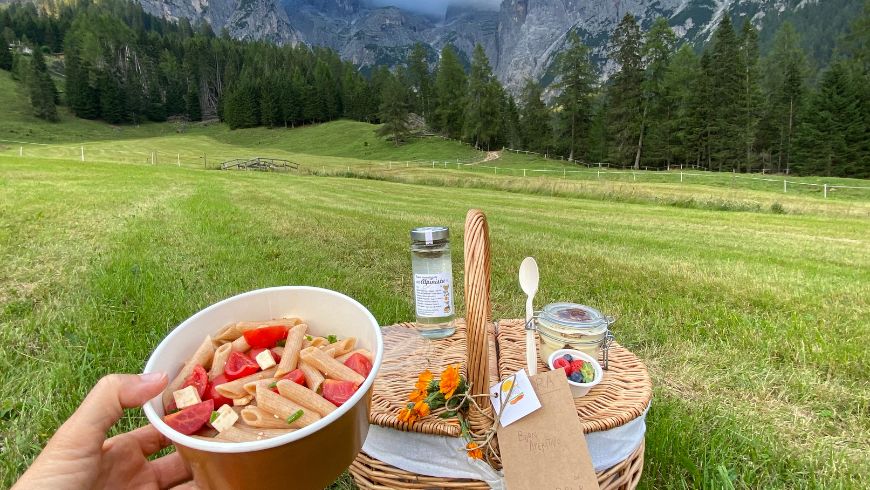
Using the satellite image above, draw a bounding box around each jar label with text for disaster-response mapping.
[414,272,454,318]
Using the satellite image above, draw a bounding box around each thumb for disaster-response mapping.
[58,373,168,445]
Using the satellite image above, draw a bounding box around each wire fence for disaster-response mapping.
[3,138,869,200]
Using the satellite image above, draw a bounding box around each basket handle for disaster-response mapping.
[464,209,491,398]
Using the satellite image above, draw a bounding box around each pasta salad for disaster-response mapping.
[160,317,373,443]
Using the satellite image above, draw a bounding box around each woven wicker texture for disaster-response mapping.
[497,319,653,434]
[350,441,645,490]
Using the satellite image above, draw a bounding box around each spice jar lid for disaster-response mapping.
[539,303,611,333]
[410,226,449,244]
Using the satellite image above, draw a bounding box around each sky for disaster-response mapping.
[367,1,501,18]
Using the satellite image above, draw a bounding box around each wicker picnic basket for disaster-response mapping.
[349,209,652,489]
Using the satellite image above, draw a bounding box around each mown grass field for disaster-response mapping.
[1,155,868,489]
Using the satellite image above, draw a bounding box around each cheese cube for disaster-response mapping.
[173,386,201,409]
[255,349,277,370]
[210,407,239,433]
[233,395,253,406]
[217,404,235,417]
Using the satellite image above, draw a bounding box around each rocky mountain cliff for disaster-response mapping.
[136,0,857,91]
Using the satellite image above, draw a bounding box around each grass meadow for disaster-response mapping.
[1,69,869,489]
[1,156,868,489]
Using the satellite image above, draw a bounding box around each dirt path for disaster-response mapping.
[466,150,501,165]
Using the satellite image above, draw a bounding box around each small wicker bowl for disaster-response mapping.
[547,348,603,397]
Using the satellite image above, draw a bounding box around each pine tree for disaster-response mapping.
[794,62,866,177]
[608,14,644,167]
[663,44,702,166]
[640,17,676,167]
[739,20,762,172]
[377,73,410,146]
[186,82,201,122]
[433,45,466,138]
[555,31,596,162]
[28,49,58,121]
[463,44,502,149]
[518,78,550,153]
[259,77,281,128]
[407,43,433,120]
[0,42,12,71]
[501,94,522,149]
[707,15,743,171]
[588,96,610,163]
[224,80,259,129]
[759,22,808,173]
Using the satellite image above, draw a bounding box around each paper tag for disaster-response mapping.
[489,369,541,427]
[424,229,433,245]
[498,369,600,490]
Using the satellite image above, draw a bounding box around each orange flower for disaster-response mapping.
[415,369,433,392]
[466,441,483,460]
[397,407,414,424]
[439,365,461,399]
[414,400,430,418]
[408,388,427,403]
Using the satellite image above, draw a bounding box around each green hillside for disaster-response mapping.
[0,71,482,164]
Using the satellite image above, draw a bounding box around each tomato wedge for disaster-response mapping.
[224,351,259,381]
[321,379,358,407]
[343,353,372,378]
[281,369,306,387]
[181,365,208,398]
[206,374,233,409]
[248,347,280,364]
[243,326,289,349]
[163,399,214,435]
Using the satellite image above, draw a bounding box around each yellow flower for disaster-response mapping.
[415,369,433,392]
[466,441,483,460]
[439,365,461,399]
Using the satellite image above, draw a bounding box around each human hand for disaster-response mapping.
[13,373,194,489]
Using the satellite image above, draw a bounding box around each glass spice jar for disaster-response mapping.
[410,226,456,338]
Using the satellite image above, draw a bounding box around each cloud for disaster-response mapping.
[366,1,501,18]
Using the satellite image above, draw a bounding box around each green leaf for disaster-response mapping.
[305,335,313,341]
[327,334,338,344]
[276,339,286,347]
[209,411,219,423]
[268,382,278,389]
[286,409,304,425]
[439,410,457,419]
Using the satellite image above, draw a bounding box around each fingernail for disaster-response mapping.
[140,372,166,383]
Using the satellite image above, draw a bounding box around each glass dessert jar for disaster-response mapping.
[536,303,613,363]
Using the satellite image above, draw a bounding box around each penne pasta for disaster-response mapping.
[215,367,277,399]
[271,346,285,357]
[336,348,373,364]
[256,385,321,429]
[208,343,233,380]
[298,361,325,393]
[237,427,296,439]
[243,379,276,397]
[322,337,356,358]
[308,336,328,348]
[212,322,241,343]
[240,406,294,429]
[163,335,215,409]
[275,324,308,377]
[231,336,250,353]
[276,380,336,417]
[300,346,365,386]
[236,318,302,333]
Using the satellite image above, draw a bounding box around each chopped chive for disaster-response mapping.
[286,409,304,425]
[276,339,286,347]
[327,334,338,344]
[305,335,313,341]
[209,411,219,423]
[268,382,278,389]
